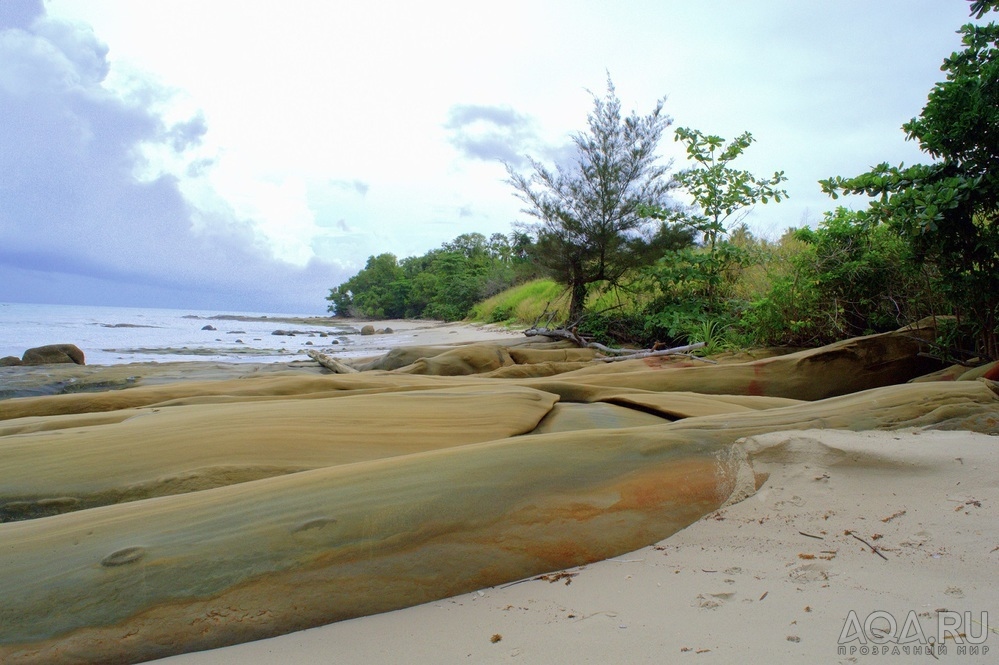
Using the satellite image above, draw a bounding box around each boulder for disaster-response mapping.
[21,344,86,366]
[0,356,22,366]
[360,325,376,336]
[201,325,217,331]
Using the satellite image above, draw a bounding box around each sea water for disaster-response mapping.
[0,302,357,366]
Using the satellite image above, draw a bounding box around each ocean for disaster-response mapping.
[0,302,358,366]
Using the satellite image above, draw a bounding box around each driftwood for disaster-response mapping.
[524,326,589,347]
[524,327,707,362]
[306,350,359,374]
[597,343,710,363]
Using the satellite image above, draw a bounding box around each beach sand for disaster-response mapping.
[1,321,997,664]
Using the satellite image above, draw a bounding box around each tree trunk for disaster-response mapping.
[568,278,587,323]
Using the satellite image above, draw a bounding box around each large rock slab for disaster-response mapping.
[0,386,559,520]
[0,381,996,663]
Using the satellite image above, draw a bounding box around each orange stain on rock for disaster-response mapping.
[611,459,721,512]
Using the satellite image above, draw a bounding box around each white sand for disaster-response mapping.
[154,428,999,664]
[330,320,526,359]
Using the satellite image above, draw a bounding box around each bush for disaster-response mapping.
[738,208,938,347]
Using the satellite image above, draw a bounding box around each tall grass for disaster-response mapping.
[469,279,570,325]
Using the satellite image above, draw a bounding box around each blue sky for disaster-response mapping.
[0,0,985,313]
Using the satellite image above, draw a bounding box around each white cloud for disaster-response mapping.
[0,1,346,312]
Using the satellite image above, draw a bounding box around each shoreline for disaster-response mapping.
[0,320,525,400]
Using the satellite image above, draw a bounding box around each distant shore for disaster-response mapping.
[0,320,524,400]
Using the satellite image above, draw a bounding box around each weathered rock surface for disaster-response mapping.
[20,344,85,366]
[0,328,996,664]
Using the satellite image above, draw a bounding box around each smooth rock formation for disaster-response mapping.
[0,328,996,664]
[20,344,85,366]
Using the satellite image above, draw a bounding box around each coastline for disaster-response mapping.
[0,319,524,399]
[1,323,997,664]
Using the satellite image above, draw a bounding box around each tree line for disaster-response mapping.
[325,231,540,320]
[330,1,999,361]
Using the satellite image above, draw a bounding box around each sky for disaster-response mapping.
[0,0,987,314]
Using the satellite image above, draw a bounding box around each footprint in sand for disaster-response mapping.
[696,592,735,609]
[789,562,831,583]
[773,495,806,510]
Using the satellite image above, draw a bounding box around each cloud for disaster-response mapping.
[330,179,369,196]
[0,3,345,313]
[445,103,540,166]
[0,0,42,31]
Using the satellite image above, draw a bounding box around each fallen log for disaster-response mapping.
[597,343,709,363]
[524,326,588,346]
[523,327,706,360]
[307,350,359,374]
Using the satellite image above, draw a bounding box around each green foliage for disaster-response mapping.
[641,127,787,306]
[735,241,826,348]
[469,279,569,325]
[327,232,542,321]
[506,76,688,322]
[327,253,409,318]
[820,9,999,358]
[738,209,937,347]
[972,1,999,19]
[685,318,736,355]
[577,309,649,346]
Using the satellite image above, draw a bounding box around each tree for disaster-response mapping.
[326,253,408,318]
[506,76,681,322]
[820,2,999,358]
[326,231,538,321]
[642,128,787,303]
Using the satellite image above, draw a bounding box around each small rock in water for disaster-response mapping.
[201,325,217,331]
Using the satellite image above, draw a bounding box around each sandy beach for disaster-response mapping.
[1,321,997,664]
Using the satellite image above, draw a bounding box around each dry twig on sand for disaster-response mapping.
[847,530,889,561]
